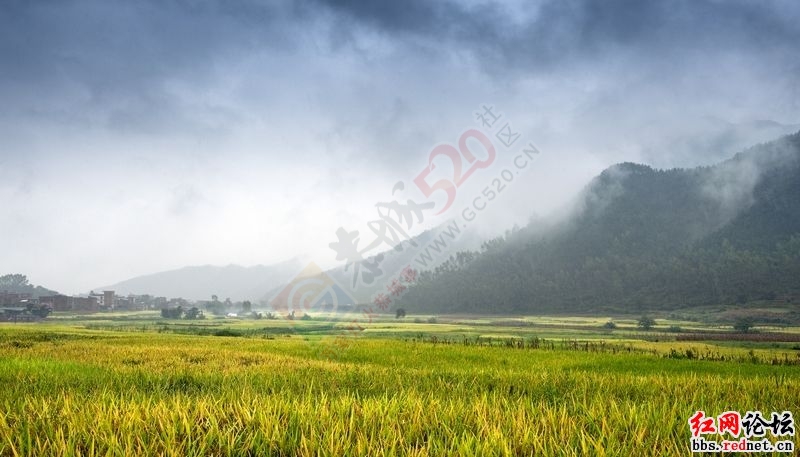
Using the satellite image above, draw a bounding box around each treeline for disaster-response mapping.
[0,274,58,297]
[402,236,800,314]
[160,306,205,319]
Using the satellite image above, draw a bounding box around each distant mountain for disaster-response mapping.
[98,258,305,302]
[320,221,487,304]
[400,131,800,314]
[258,219,488,308]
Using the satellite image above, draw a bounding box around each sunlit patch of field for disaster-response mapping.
[1,316,798,456]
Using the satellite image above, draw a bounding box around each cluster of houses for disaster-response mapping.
[0,291,44,322]
[0,290,190,317]
[0,287,246,322]
[0,290,342,321]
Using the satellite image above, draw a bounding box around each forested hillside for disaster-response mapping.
[400,132,800,314]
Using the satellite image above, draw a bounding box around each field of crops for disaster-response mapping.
[1,317,799,456]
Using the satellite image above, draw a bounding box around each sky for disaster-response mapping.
[1,0,799,294]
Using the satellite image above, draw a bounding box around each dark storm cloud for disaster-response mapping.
[297,0,800,170]
[0,0,303,135]
[4,0,792,95]
[313,0,800,75]
[2,0,797,141]
[0,0,296,84]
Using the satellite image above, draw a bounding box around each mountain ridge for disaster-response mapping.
[399,131,800,315]
[96,257,306,302]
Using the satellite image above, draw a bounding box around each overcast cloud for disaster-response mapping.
[1,0,798,293]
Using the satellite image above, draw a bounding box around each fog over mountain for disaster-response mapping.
[400,132,800,314]
[2,1,799,293]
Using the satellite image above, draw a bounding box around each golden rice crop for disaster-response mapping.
[0,326,797,456]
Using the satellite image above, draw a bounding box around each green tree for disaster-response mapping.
[205,296,225,316]
[26,303,52,318]
[733,317,755,333]
[0,274,29,288]
[160,306,184,319]
[637,316,656,331]
[184,307,204,320]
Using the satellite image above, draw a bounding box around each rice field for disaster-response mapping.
[1,317,798,456]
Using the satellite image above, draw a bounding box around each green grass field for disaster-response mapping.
[1,313,798,456]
